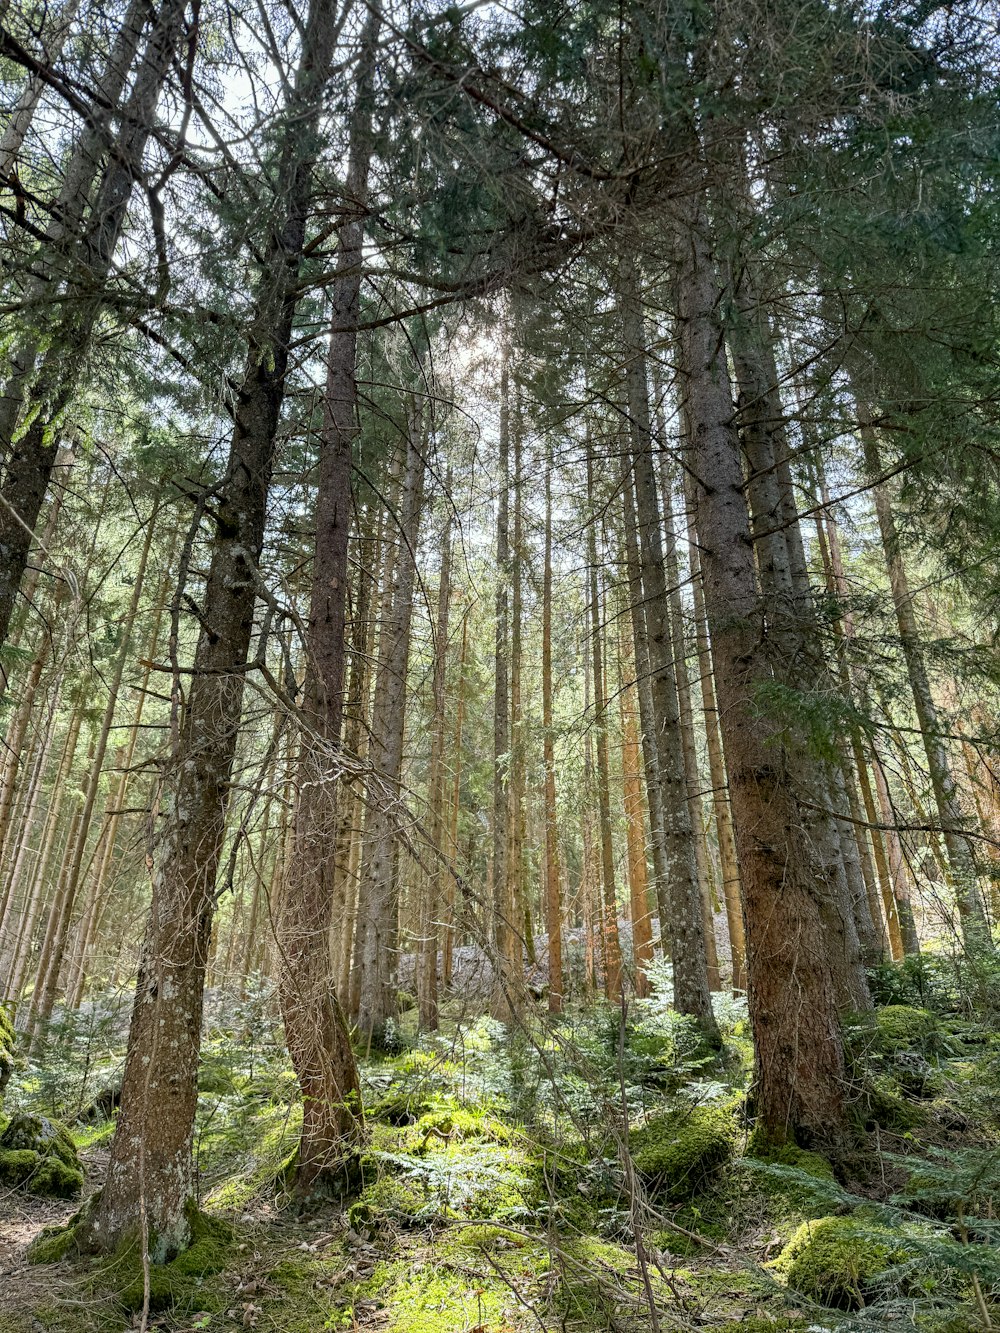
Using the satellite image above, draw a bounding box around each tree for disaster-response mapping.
[78,0,345,1257]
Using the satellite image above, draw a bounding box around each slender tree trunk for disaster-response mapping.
[443,608,468,988]
[491,344,519,1021]
[0,678,62,981]
[619,259,719,1042]
[542,457,564,1011]
[355,414,424,1045]
[658,462,721,989]
[682,471,746,989]
[81,0,345,1256]
[617,616,653,996]
[27,504,157,1038]
[620,462,671,955]
[857,409,987,946]
[68,564,174,1007]
[0,0,83,178]
[417,493,453,1030]
[586,456,623,1001]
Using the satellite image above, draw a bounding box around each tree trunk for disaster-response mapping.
[542,454,564,1011]
[417,490,453,1030]
[27,503,157,1039]
[586,454,623,1002]
[491,344,519,1021]
[617,614,653,995]
[682,470,746,989]
[858,409,987,947]
[727,297,872,1006]
[276,8,377,1194]
[673,176,850,1147]
[619,257,719,1042]
[81,0,344,1257]
[0,0,83,179]
[355,413,424,1045]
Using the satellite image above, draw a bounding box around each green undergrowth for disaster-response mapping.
[9,968,1000,1333]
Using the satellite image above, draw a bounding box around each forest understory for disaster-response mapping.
[3,955,1000,1333]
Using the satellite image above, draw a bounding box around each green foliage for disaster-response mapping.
[867,957,963,1014]
[0,1113,84,1197]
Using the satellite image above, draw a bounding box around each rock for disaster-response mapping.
[0,1002,14,1098]
[629,1101,739,1202]
[0,1113,84,1198]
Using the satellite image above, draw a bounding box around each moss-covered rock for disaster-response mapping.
[0,1001,14,1097]
[855,1074,926,1132]
[771,1215,910,1309]
[874,1005,937,1053]
[747,1139,835,1182]
[0,1112,84,1197]
[629,1103,737,1202]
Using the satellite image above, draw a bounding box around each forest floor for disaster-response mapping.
[2,958,999,1333]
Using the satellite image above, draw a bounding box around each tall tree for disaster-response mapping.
[275,6,380,1197]
[77,0,346,1257]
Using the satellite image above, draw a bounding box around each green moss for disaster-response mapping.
[442,1222,531,1255]
[0,1115,84,1197]
[714,1319,814,1332]
[28,1224,79,1264]
[0,1002,14,1096]
[629,1103,737,1202]
[352,1174,426,1226]
[856,1075,926,1131]
[339,1258,513,1333]
[772,1215,910,1309]
[874,1005,937,1052]
[108,1207,233,1311]
[747,1139,835,1181]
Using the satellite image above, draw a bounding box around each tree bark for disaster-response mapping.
[673,175,850,1147]
[542,451,564,1011]
[80,0,345,1257]
[491,343,519,1020]
[619,257,719,1042]
[276,8,378,1194]
[586,453,623,1002]
[417,490,453,1030]
[355,413,424,1045]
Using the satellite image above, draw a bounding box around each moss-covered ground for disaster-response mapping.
[2,960,999,1332]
